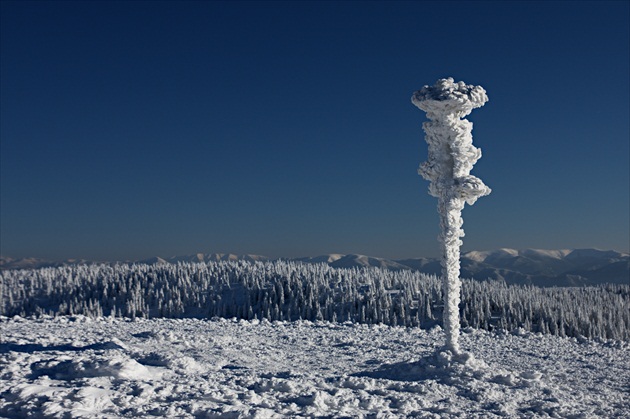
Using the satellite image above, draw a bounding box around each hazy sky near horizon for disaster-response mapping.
[1,1,629,261]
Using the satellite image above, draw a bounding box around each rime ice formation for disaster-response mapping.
[412,78,491,355]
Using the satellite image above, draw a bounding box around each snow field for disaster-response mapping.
[1,316,628,418]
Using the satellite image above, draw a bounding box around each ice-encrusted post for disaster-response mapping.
[412,78,490,355]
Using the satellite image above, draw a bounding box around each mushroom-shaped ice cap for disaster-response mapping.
[412,77,488,118]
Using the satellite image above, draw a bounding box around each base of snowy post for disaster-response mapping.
[412,78,491,358]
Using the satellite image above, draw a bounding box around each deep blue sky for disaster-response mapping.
[1,1,628,261]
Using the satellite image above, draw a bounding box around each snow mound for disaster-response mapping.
[29,354,156,381]
[356,348,541,391]
[137,352,205,374]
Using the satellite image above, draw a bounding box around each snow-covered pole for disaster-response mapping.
[412,78,490,355]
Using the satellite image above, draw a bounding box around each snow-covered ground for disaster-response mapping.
[1,316,627,418]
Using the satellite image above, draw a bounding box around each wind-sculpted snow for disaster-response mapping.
[0,317,628,418]
[412,78,491,354]
[1,260,629,340]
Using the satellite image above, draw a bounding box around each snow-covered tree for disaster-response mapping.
[1,261,628,340]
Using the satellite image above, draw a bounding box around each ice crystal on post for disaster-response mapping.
[412,77,491,355]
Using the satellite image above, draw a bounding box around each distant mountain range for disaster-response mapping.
[1,249,628,287]
[136,253,270,265]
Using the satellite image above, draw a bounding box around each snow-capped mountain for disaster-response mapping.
[143,253,270,265]
[0,256,97,270]
[456,248,629,286]
[2,249,627,286]
[0,254,269,270]
[295,249,629,287]
[308,254,411,271]
[293,254,345,264]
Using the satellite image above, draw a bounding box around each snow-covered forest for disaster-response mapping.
[1,260,628,341]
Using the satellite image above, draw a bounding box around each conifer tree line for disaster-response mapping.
[1,260,628,340]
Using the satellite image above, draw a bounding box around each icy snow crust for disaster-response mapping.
[1,316,628,418]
